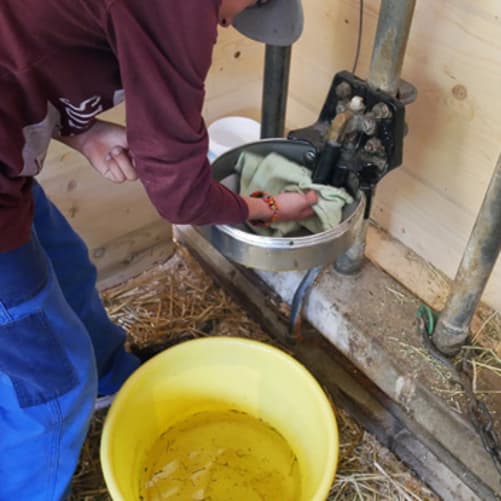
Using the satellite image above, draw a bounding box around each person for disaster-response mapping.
[0,0,315,498]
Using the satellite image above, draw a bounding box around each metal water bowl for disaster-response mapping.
[196,139,366,271]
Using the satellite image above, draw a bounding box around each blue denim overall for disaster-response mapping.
[0,182,139,500]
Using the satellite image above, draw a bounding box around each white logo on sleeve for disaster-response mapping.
[59,95,104,130]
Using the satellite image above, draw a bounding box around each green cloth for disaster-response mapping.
[235,151,353,237]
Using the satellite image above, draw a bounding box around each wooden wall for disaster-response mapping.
[38,106,174,288]
[37,1,501,309]
[206,0,501,313]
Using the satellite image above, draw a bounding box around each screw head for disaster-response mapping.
[349,96,366,113]
[304,151,317,164]
[336,102,348,114]
[372,102,392,120]
[335,82,352,99]
[364,138,384,153]
[361,117,377,135]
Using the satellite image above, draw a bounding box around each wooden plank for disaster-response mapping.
[205,34,263,101]
[38,105,174,279]
[97,238,175,291]
[92,219,173,281]
[204,82,262,124]
[286,0,501,312]
[366,222,450,311]
[39,148,163,250]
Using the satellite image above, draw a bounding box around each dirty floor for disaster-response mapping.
[70,248,439,501]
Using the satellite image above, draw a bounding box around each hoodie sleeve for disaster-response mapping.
[104,0,249,225]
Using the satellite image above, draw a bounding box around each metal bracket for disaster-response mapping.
[288,71,412,215]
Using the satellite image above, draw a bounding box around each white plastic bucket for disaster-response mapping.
[208,116,261,161]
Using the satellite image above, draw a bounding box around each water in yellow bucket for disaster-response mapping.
[140,409,301,501]
[101,338,338,501]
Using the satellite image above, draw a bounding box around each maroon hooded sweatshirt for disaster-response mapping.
[0,0,249,253]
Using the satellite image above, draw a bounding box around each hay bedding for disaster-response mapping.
[69,247,438,501]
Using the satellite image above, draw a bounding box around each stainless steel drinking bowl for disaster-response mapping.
[196,139,366,271]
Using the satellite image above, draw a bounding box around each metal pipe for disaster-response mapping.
[335,220,369,275]
[433,154,501,356]
[336,0,416,275]
[261,45,292,138]
[368,0,416,96]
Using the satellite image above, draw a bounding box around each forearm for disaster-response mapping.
[52,120,102,154]
[54,133,85,152]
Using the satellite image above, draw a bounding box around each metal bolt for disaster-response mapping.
[364,138,384,154]
[304,151,317,164]
[372,102,392,120]
[374,158,388,172]
[336,102,348,114]
[361,114,377,135]
[335,82,352,99]
[349,96,366,113]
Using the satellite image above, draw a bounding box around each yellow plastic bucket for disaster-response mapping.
[101,337,339,500]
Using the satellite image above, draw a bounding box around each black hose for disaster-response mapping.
[289,266,324,340]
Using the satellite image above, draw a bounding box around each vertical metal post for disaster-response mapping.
[261,45,292,139]
[367,0,416,95]
[433,155,501,355]
[336,0,416,275]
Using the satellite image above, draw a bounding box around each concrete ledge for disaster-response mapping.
[255,267,499,496]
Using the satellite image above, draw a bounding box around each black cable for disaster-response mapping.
[289,266,323,338]
[352,0,364,74]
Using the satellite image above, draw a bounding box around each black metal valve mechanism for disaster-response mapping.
[288,71,415,217]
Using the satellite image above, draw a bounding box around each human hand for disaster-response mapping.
[58,120,138,183]
[244,190,318,223]
[273,190,319,222]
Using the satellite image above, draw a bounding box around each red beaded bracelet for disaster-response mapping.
[249,190,279,227]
